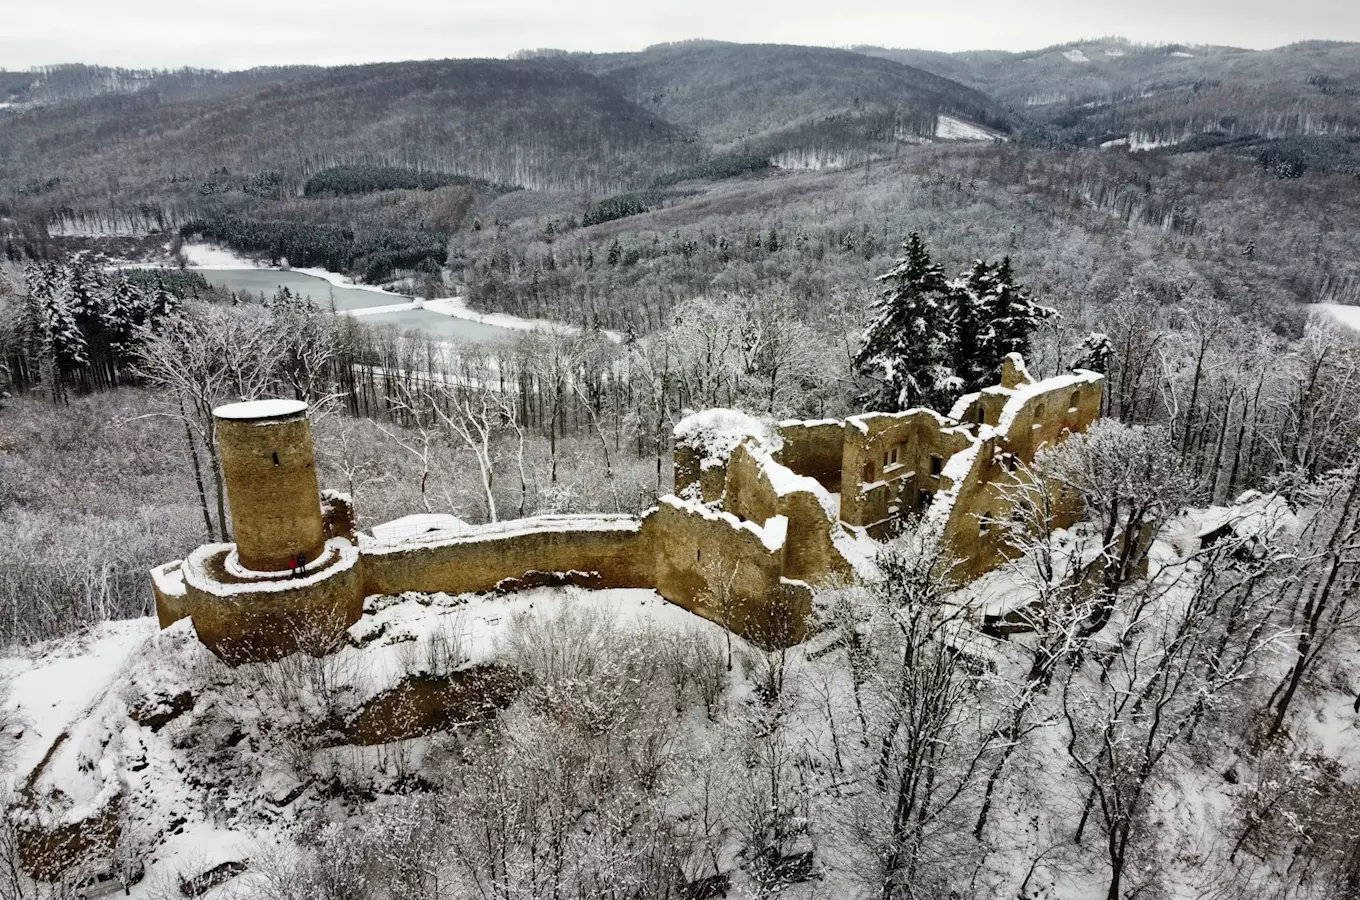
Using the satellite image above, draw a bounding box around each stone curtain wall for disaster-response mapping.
[839,410,974,534]
[361,517,653,597]
[722,442,852,584]
[646,498,809,647]
[935,372,1105,580]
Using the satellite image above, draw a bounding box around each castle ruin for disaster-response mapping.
[150,354,1104,663]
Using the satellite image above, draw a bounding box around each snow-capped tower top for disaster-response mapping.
[214,399,325,573]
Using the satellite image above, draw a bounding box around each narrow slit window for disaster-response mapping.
[929,455,942,478]
[271,452,280,467]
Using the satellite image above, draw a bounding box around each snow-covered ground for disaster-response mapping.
[936,115,1004,142]
[1062,49,1091,63]
[2,490,1348,899]
[1,586,740,896]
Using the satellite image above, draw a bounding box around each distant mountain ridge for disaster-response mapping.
[856,38,1360,152]
[574,41,1012,145]
[4,36,1355,257]
[0,45,1010,232]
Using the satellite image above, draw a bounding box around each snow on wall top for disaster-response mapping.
[776,417,844,430]
[659,495,788,553]
[369,513,469,541]
[921,436,987,545]
[360,514,641,555]
[740,439,841,521]
[674,408,779,463]
[151,560,186,597]
[994,370,1102,437]
[213,398,309,421]
[846,406,953,436]
[947,391,982,422]
[183,537,359,597]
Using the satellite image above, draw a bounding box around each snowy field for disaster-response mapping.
[935,115,1004,141]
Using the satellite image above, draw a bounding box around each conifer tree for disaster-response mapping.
[981,256,1053,378]
[1073,331,1113,374]
[951,260,996,393]
[854,233,958,412]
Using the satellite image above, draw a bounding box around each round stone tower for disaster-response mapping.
[214,399,326,572]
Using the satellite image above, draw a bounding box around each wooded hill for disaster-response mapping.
[860,38,1360,173]
[0,45,1005,231]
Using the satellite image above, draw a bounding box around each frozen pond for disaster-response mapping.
[196,268,517,343]
[196,268,402,311]
[360,308,518,343]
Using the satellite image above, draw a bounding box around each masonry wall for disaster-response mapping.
[151,561,189,629]
[952,386,1013,430]
[361,518,653,597]
[181,548,364,663]
[841,410,974,534]
[998,375,1104,463]
[938,374,1106,581]
[723,443,851,585]
[645,498,806,647]
[933,437,1020,582]
[774,419,846,491]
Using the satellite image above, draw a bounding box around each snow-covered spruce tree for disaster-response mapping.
[950,259,997,394]
[854,233,958,412]
[979,256,1052,382]
[1073,331,1113,374]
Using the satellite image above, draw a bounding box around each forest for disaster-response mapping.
[1,33,1360,900]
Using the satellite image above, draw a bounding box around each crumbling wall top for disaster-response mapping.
[673,408,778,465]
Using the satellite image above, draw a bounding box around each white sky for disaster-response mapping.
[2,0,1357,70]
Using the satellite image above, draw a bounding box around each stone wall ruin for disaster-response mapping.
[149,355,1104,665]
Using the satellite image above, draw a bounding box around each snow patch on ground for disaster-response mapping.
[1062,49,1091,63]
[1129,131,1187,151]
[935,115,1003,141]
[1,620,157,788]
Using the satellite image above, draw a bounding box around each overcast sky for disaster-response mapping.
[3,0,1356,70]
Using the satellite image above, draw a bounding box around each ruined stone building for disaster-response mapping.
[149,354,1104,664]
